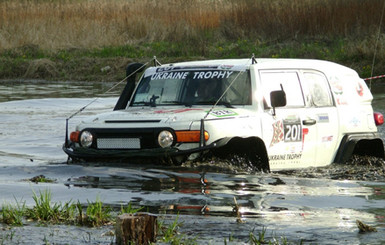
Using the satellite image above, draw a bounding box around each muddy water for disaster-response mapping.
[0,80,385,244]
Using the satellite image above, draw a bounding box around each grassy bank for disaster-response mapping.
[0,189,297,244]
[0,0,385,82]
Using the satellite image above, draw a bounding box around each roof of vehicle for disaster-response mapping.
[167,58,358,77]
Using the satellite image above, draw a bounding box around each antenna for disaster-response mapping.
[251,53,257,64]
[369,0,385,90]
[153,56,162,67]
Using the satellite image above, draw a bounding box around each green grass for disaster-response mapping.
[157,214,198,245]
[0,191,199,243]
[0,191,328,244]
[245,227,305,245]
[119,202,144,215]
[28,175,55,183]
[27,189,66,223]
[0,190,144,227]
[1,200,25,226]
[1,37,384,82]
[83,198,112,227]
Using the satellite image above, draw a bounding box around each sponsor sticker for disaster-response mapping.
[269,153,302,161]
[322,136,334,142]
[149,70,235,81]
[151,72,189,80]
[317,113,329,123]
[270,117,303,147]
[209,109,237,117]
[192,71,233,79]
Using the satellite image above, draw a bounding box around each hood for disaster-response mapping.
[79,106,246,126]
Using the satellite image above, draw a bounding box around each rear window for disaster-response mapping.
[303,71,333,107]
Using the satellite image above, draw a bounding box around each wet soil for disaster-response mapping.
[281,155,385,182]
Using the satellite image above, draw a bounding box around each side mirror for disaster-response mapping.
[270,90,286,116]
[270,90,286,107]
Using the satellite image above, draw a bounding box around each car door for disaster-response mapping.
[300,70,339,167]
[259,70,318,170]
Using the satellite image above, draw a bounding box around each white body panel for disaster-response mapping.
[68,58,382,171]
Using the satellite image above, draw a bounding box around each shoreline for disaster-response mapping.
[1,39,385,83]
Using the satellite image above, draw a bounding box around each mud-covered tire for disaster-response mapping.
[170,155,187,166]
[212,137,270,172]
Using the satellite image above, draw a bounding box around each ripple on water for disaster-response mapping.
[0,81,384,244]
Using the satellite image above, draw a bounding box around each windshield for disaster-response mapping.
[131,67,251,107]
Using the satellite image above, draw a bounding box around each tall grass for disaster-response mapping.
[226,0,384,38]
[1,190,143,227]
[27,189,72,223]
[0,0,384,51]
[1,200,26,226]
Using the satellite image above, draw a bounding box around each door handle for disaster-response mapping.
[302,119,316,126]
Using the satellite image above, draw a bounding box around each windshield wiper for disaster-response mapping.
[194,101,216,105]
[216,101,235,108]
[195,101,234,108]
[162,101,192,107]
[132,101,151,106]
[133,95,160,107]
[149,95,159,107]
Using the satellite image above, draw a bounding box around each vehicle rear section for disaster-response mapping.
[334,133,384,164]
[330,75,384,164]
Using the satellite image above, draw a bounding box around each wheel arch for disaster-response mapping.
[213,136,270,171]
[334,133,385,164]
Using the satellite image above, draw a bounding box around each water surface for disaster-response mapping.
[0,80,384,244]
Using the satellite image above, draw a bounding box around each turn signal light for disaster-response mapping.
[70,131,80,143]
[374,112,384,126]
[175,130,209,143]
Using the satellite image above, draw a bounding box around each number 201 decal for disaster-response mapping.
[283,120,302,142]
[270,118,303,147]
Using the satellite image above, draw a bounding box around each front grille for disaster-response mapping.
[84,128,172,150]
[97,138,140,149]
[105,120,161,123]
[84,127,171,150]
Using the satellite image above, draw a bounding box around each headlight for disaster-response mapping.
[158,130,174,148]
[80,131,93,148]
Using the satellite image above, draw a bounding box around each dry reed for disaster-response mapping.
[0,0,384,51]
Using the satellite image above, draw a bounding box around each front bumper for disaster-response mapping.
[62,142,218,162]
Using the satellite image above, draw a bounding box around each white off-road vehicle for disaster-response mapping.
[63,58,384,171]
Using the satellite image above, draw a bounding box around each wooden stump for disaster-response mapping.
[115,212,157,245]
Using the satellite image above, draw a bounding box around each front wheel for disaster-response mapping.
[212,137,270,172]
[170,155,188,166]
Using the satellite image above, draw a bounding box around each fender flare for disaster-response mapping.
[334,133,385,163]
[212,136,270,171]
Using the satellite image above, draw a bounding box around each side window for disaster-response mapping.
[303,71,333,107]
[260,71,305,108]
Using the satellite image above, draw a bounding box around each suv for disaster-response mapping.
[63,58,384,171]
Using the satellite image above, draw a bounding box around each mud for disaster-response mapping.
[280,155,385,182]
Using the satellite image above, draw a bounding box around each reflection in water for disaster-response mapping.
[0,80,384,244]
[56,163,384,244]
